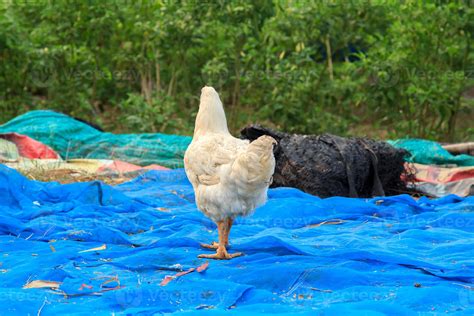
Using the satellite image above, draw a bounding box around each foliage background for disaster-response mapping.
[0,0,473,141]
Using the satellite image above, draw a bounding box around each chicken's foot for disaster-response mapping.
[198,219,242,260]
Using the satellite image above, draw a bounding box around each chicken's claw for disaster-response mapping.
[198,244,242,260]
[200,242,219,249]
[198,251,243,260]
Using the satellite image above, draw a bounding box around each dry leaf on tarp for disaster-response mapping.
[79,244,107,253]
[197,261,209,273]
[100,276,120,288]
[175,268,195,277]
[23,280,62,289]
[159,276,175,286]
[160,267,196,286]
[306,219,346,228]
[159,261,210,286]
[78,283,93,291]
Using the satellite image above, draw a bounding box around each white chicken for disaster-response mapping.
[184,86,276,260]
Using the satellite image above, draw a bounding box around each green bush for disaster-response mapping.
[119,92,185,134]
[0,1,472,141]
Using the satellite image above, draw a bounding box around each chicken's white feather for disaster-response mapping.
[184,87,276,222]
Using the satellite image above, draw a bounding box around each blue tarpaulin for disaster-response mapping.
[1,164,474,315]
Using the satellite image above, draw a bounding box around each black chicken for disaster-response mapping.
[241,125,411,198]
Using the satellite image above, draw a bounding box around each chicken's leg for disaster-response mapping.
[223,217,233,246]
[198,219,242,260]
[200,218,233,250]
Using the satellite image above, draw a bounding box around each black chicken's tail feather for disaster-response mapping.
[240,124,285,142]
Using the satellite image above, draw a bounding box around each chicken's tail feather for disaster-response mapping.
[231,135,276,185]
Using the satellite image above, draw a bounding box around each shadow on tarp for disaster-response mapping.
[0,165,474,315]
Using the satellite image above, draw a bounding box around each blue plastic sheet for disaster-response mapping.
[1,164,474,315]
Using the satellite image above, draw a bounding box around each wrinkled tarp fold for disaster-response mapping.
[0,111,191,168]
[3,158,168,177]
[0,133,59,160]
[409,163,474,197]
